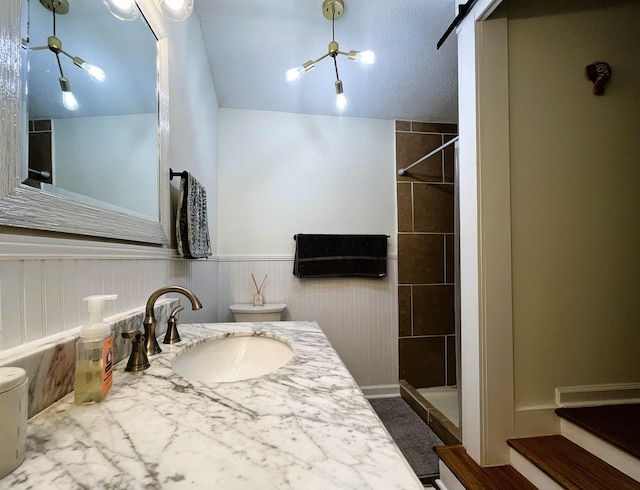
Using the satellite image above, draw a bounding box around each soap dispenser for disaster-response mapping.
[74,294,117,405]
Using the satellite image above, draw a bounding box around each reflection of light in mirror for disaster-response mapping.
[157,0,193,21]
[25,0,160,223]
[59,77,78,110]
[74,58,106,82]
[62,90,78,110]
[165,0,186,10]
[103,0,138,21]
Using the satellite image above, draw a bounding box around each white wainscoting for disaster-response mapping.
[0,234,219,351]
[1,242,397,391]
[169,257,219,324]
[217,256,399,389]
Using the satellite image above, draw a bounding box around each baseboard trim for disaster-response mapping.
[361,384,400,398]
[555,383,640,408]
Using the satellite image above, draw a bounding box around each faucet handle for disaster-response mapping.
[163,305,185,344]
[121,331,150,372]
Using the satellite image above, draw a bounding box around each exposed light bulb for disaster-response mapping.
[73,57,106,82]
[112,0,134,8]
[285,60,315,82]
[82,63,106,82]
[85,64,106,82]
[356,50,375,64]
[157,0,193,21]
[59,76,78,111]
[103,0,138,21]
[286,66,305,82]
[348,50,376,65]
[164,0,184,9]
[335,79,346,110]
[62,90,78,111]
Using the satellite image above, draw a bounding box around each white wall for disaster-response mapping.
[217,109,396,256]
[508,1,640,409]
[53,113,158,220]
[165,17,219,253]
[216,109,399,389]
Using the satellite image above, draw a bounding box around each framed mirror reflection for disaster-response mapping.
[0,0,170,245]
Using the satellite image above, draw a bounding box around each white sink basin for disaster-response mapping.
[172,334,293,383]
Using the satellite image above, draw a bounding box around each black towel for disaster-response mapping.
[293,234,387,278]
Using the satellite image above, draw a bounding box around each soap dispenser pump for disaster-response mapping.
[74,294,117,405]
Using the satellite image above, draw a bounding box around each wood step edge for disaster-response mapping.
[555,405,640,460]
[507,435,640,490]
[435,444,537,490]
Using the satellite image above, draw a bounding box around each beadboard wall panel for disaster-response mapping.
[0,257,157,349]
[0,246,219,351]
[0,260,22,348]
[42,260,64,336]
[23,260,45,343]
[1,248,396,390]
[169,258,219,324]
[217,257,399,388]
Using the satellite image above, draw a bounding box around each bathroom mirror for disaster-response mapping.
[0,0,170,244]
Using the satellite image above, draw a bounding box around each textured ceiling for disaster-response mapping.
[26,0,459,123]
[195,0,459,122]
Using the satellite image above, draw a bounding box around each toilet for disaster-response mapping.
[229,303,287,322]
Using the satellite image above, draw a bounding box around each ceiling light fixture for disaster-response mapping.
[156,0,194,22]
[103,0,193,22]
[103,0,139,21]
[31,0,106,111]
[286,0,375,111]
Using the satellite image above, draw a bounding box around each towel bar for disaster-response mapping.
[169,168,187,181]
[293,234,390,240]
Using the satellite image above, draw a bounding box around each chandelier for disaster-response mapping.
[286,0,375,111]
[31,0,106,111]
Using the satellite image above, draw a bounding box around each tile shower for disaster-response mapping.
[395,120,460,438]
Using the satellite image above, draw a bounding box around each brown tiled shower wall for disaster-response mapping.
[396,120,457,388]
[28,119,53,185]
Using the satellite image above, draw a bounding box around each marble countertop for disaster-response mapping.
[0,321,423,489]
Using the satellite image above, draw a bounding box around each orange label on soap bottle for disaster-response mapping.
[102,336,114,397]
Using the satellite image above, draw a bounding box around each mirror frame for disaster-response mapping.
[0,0,170,245]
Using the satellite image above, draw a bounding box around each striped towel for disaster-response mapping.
[176,172,211,259]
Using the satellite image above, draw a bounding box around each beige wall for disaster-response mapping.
[507,0,640,409]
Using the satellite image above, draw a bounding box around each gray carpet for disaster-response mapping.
[369,397,443,483]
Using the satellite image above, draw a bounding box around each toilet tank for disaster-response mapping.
[229,303,287,322]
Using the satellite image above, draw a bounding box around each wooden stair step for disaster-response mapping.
[436,444,536,490]
[507,435,640,490]
[556,404,640,459]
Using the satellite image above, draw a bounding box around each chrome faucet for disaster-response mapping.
[143,286,203,356]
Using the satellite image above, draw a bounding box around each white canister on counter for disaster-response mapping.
[0,367,28,479]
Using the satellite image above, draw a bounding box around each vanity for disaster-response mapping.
[0,321,422,489]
